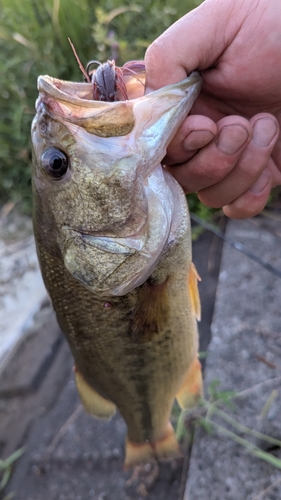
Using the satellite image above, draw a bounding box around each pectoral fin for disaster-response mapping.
[75,367,116,419]
[188,263,201,321]
[176,358,203,410]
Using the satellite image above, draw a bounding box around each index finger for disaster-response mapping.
[144,0,241,91]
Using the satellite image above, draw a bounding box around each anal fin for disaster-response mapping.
[124,422,181,470]
[176,358,203,410]
[75,367,116,419]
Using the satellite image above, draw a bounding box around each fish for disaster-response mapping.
[31,64,203,468]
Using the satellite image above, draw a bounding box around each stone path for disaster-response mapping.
[185,217,281,500]
[0,212,46,369]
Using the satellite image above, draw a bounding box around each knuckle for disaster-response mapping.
[145,40,163,66]
[224,193,268,219]
[238,151,268,178]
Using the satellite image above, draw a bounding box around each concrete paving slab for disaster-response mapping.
[0,303,72,459]
[185,216,281,500]
[0,300,63,396]
[0,227,47,369]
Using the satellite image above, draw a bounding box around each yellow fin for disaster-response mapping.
[153,422,182,460]
[124,423,181,470]
[176,358,203,410]
[124,440,154,470]
[188,263,201,321]
[75,368,116,419]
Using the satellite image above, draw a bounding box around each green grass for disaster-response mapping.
[0,447,24,493]
[0,0,202,212]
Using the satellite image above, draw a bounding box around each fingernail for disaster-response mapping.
[250,168,270,194]
[217,124,249,154]
[183,130,215,151]
[252,118,278,147]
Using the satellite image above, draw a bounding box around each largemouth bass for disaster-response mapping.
[31,65,203,468]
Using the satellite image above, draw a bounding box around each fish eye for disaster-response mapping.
[41,147,69,179]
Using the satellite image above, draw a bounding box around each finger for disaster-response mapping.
[198,115,279,207]
[222,167,272,219]
[166,116,252,192]
[164,115,217,165]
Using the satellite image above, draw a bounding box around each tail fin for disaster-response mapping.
[124,422,181,469]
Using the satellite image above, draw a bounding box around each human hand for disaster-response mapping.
[145,0,281,218]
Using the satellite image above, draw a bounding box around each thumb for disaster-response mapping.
[144,0,241,92]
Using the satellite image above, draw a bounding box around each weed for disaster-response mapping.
[0,0,201,212]
[0,447,24,493]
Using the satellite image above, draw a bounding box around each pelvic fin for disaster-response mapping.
[75,367,116,419]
